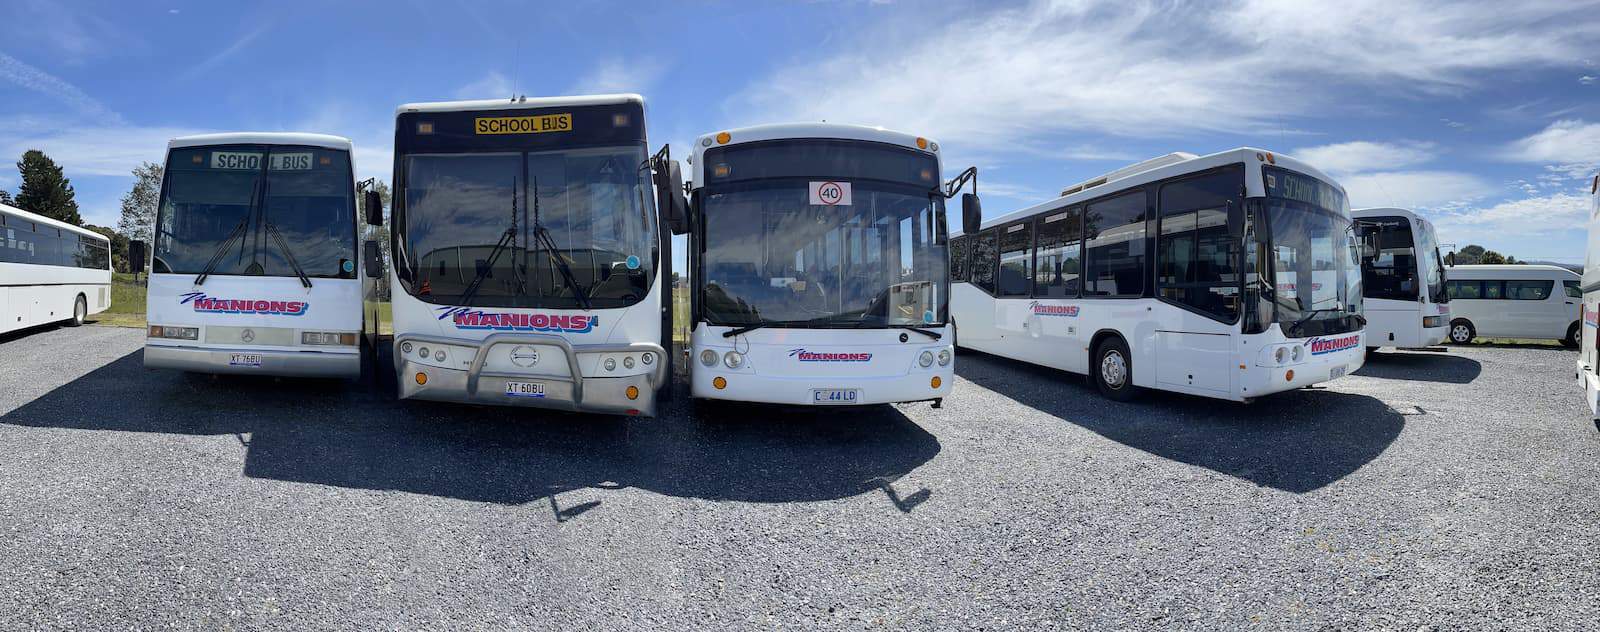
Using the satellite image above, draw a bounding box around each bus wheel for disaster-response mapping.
[66,294,86,327]
[1093,337,1138,402]
[1448,319,1475,345]
[1565,322,1581,349]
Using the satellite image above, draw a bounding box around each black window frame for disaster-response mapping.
[1154,165,1243,323]
[1564,279,1581,299]
[1082,188,1150,298]
[1032,204,1083,299]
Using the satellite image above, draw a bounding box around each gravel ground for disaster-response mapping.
[1,325,1597,630]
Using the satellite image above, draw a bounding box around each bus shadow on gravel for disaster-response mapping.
[0,350,940,512]
[1354,350,1482,384]
[955,352,1401,494]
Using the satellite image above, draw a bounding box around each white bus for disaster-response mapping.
[685,123,975,407]
[385,95,681,416]
[141,133,376,378]
[1443,264,1580,346]
[0,202,112,334]
[1353,207,1449,349]
[1577,173,1600,419]
[951,149,1366,402]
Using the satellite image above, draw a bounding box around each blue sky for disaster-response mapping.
[2,0,1599,264]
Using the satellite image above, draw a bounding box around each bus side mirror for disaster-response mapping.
[363,240,382,279]
[961,193,982,235]
[129,240,147,274]
[363,189,384,227]
[655,159,689,235]
[1445,251,1456,266]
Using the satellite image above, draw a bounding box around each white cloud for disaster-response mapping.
[455,71,514,99]
[1290,141,1434,176]
[0,52,123,123]
[1433,192,1591,249]
[1504,119,1600,180]
[568,57,666,96]
[0,124,201,177]
[730,0,1600,155]
[1340,171,1496,210]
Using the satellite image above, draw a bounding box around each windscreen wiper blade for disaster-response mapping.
[1286,308,1342,336]
[193,213,251,286]
[458,226,518,307]
[532,225,591,310]
[263,220,313,289]
[890,324,943,340]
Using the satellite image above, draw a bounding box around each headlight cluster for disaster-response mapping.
[148,325,199,340]
[600,351,657,372]
[1422,315,1444,329]
[301,331,357,346]
[1262,343,1306,367]
[400,341,461,366]
[918,347,954,368]
[699,349,745,369]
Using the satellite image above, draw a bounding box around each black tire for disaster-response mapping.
[65,294,86,327]
[1448,319,1475,345]
[1565,322,1581,349]
[1092,337,1139,402]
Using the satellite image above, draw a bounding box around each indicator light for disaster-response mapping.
[931,376,942,389]
[715,131,731,144]
[415,372,428,385]
[713,376,727,390]
[626,385,639,400]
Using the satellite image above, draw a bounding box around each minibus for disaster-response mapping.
[1444,264,1580,346]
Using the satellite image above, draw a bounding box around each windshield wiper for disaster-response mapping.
[193,213,251,286]
[1286,308,1343,336]
[458,226,519,307]
[530,177,592,310]
[889,324,943,340]
[263,220,312,289]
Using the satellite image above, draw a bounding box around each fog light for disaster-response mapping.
[931,376,942,389]
[713,376,727,390]
[938,348,952,366]
[723,351,744,369]
[1285,369,1295,382]
[626,385,639,400]
[605,358,617,371]
[415,372,428,385]
[700,350,717,367]
[919,350,935,367]
[623,356,635,369]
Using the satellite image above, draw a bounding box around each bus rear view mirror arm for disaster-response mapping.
[943,166,980,235]
[649,145,690,236]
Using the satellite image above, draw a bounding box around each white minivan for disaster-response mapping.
[1443,264,1581,346]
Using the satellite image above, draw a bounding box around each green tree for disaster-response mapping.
[15,150,82,225]
[1480,250,1507,264]
[0,189,12,205]
[85,224,130,272]
[1454,244,1486,265]
[117,161,163,243]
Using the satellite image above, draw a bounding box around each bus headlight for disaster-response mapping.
[919,350,935,367]
[1274,347,1289,365]
[623,356,635,369]
[401,342,413,354]
[148,325,199,340]
[641,352,653,365]
[1291,345,1305,362]
[418,346,430,359]
[700,350,718,367]
[605,358,617,371]
[723,351,744,369]
[938,348,952,366]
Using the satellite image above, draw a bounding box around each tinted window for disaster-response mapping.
[950,235,969,282]
[971,229,998,293]
[998,221,1032,297]
[1157,169,1239,321]
[1506,279,1553,300]
[1483,280,1504,299]
[1361,217,1419,301]
[1446,279,1481,299]
[1034,206,1081,298]
[1084,191,1146,297]
[1564,279,1581,298]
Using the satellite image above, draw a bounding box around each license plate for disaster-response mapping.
[811,388,860,405]
[505,381,546,398]
[229,353,262,367]
[1330,365,1346,379]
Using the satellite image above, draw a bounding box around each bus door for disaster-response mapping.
[1152,172,1242,395]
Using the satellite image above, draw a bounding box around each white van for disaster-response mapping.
[1443,264,1580,346]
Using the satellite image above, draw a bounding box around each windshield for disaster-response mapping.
[701,180,947,327]
[153,145,356,277]
[1267,201,1362,336]
[400,145,656,309]
[1415,219,1447,303]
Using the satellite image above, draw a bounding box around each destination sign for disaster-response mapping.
[474,114,573,135]
[1264,166,1346,211]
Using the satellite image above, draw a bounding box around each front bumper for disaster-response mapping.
[395,333,666,417]
[691,367,952,406]
[144,344,360,378]
[1242,348,1366,399]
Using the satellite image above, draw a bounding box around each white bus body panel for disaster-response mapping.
[691,325,953,405]
[1578,184,1600,419]
[1363,297,1449,348]
[143,274,362,377]
[0,263,111,334]
[389,275,667,416]
[1446,265,1578,341]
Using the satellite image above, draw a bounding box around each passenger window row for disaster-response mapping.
[0,211,112,269]
[1445,279,1554,301]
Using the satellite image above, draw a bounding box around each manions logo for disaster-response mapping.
[1305,334,1361,355]
[788,348,872,362]
[1029,301,1080,317]
[180,292,307,316]
[436,307,597,334]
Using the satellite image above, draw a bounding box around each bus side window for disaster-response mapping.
[1034,206,1081,298]
[997,220,1032,297]
[1156,168,1240,321]
[1084,190,1146,297]
[971,229,998,294]
[1483,280,1505,300]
